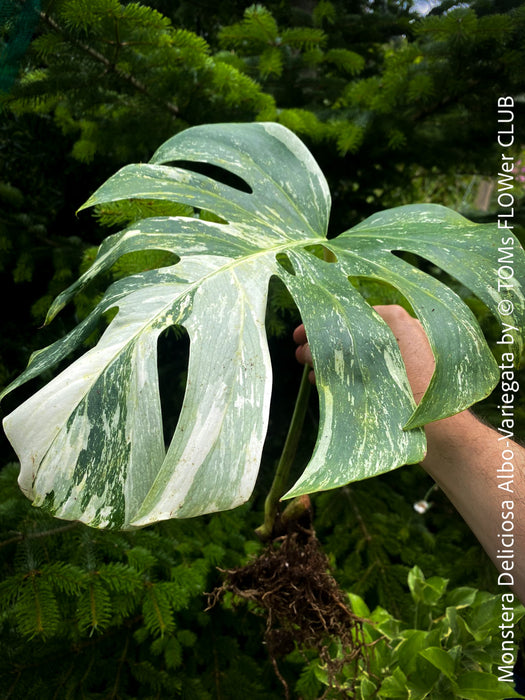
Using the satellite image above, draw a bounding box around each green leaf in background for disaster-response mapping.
[359,677,378,699]
[454,671,521,700]
[1,122,523,528]
[408,565,449,606]
[378,667,409,698]
[418,646,456,680]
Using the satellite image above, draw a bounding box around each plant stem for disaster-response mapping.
[256,246,330,540]
[256,364,312,541]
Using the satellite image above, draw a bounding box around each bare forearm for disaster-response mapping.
[421,411,525,603]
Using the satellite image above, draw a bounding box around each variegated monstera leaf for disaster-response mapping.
[2,123,524,529]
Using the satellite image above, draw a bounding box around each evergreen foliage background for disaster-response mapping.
[0,0,524,696]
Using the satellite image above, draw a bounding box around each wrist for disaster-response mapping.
[420,409,482,471]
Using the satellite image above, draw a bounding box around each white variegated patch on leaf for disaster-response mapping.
[2,122,524,529]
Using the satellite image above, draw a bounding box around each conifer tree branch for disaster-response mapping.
[410,78,480,123]
[39,11,180,117]
[342,486,371,542]
[0,522,79,549]
[111,635,129,698]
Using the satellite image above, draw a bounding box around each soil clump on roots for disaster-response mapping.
[208,516,370,698]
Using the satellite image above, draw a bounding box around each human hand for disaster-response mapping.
[293,304,436,404]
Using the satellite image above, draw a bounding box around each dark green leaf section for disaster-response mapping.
[331,204,520,427]
[283,252,426,498]
[342,204,525,360]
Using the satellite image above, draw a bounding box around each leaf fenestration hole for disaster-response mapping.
[157,326,189,446]
[348,275,415,314]
[276,253,296,276]
[303,244,338,263]
[391,250,494,321]
[392,250,469,294]
[322,246,338,263]
[392,249,442,277]
[164,160,253,194]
